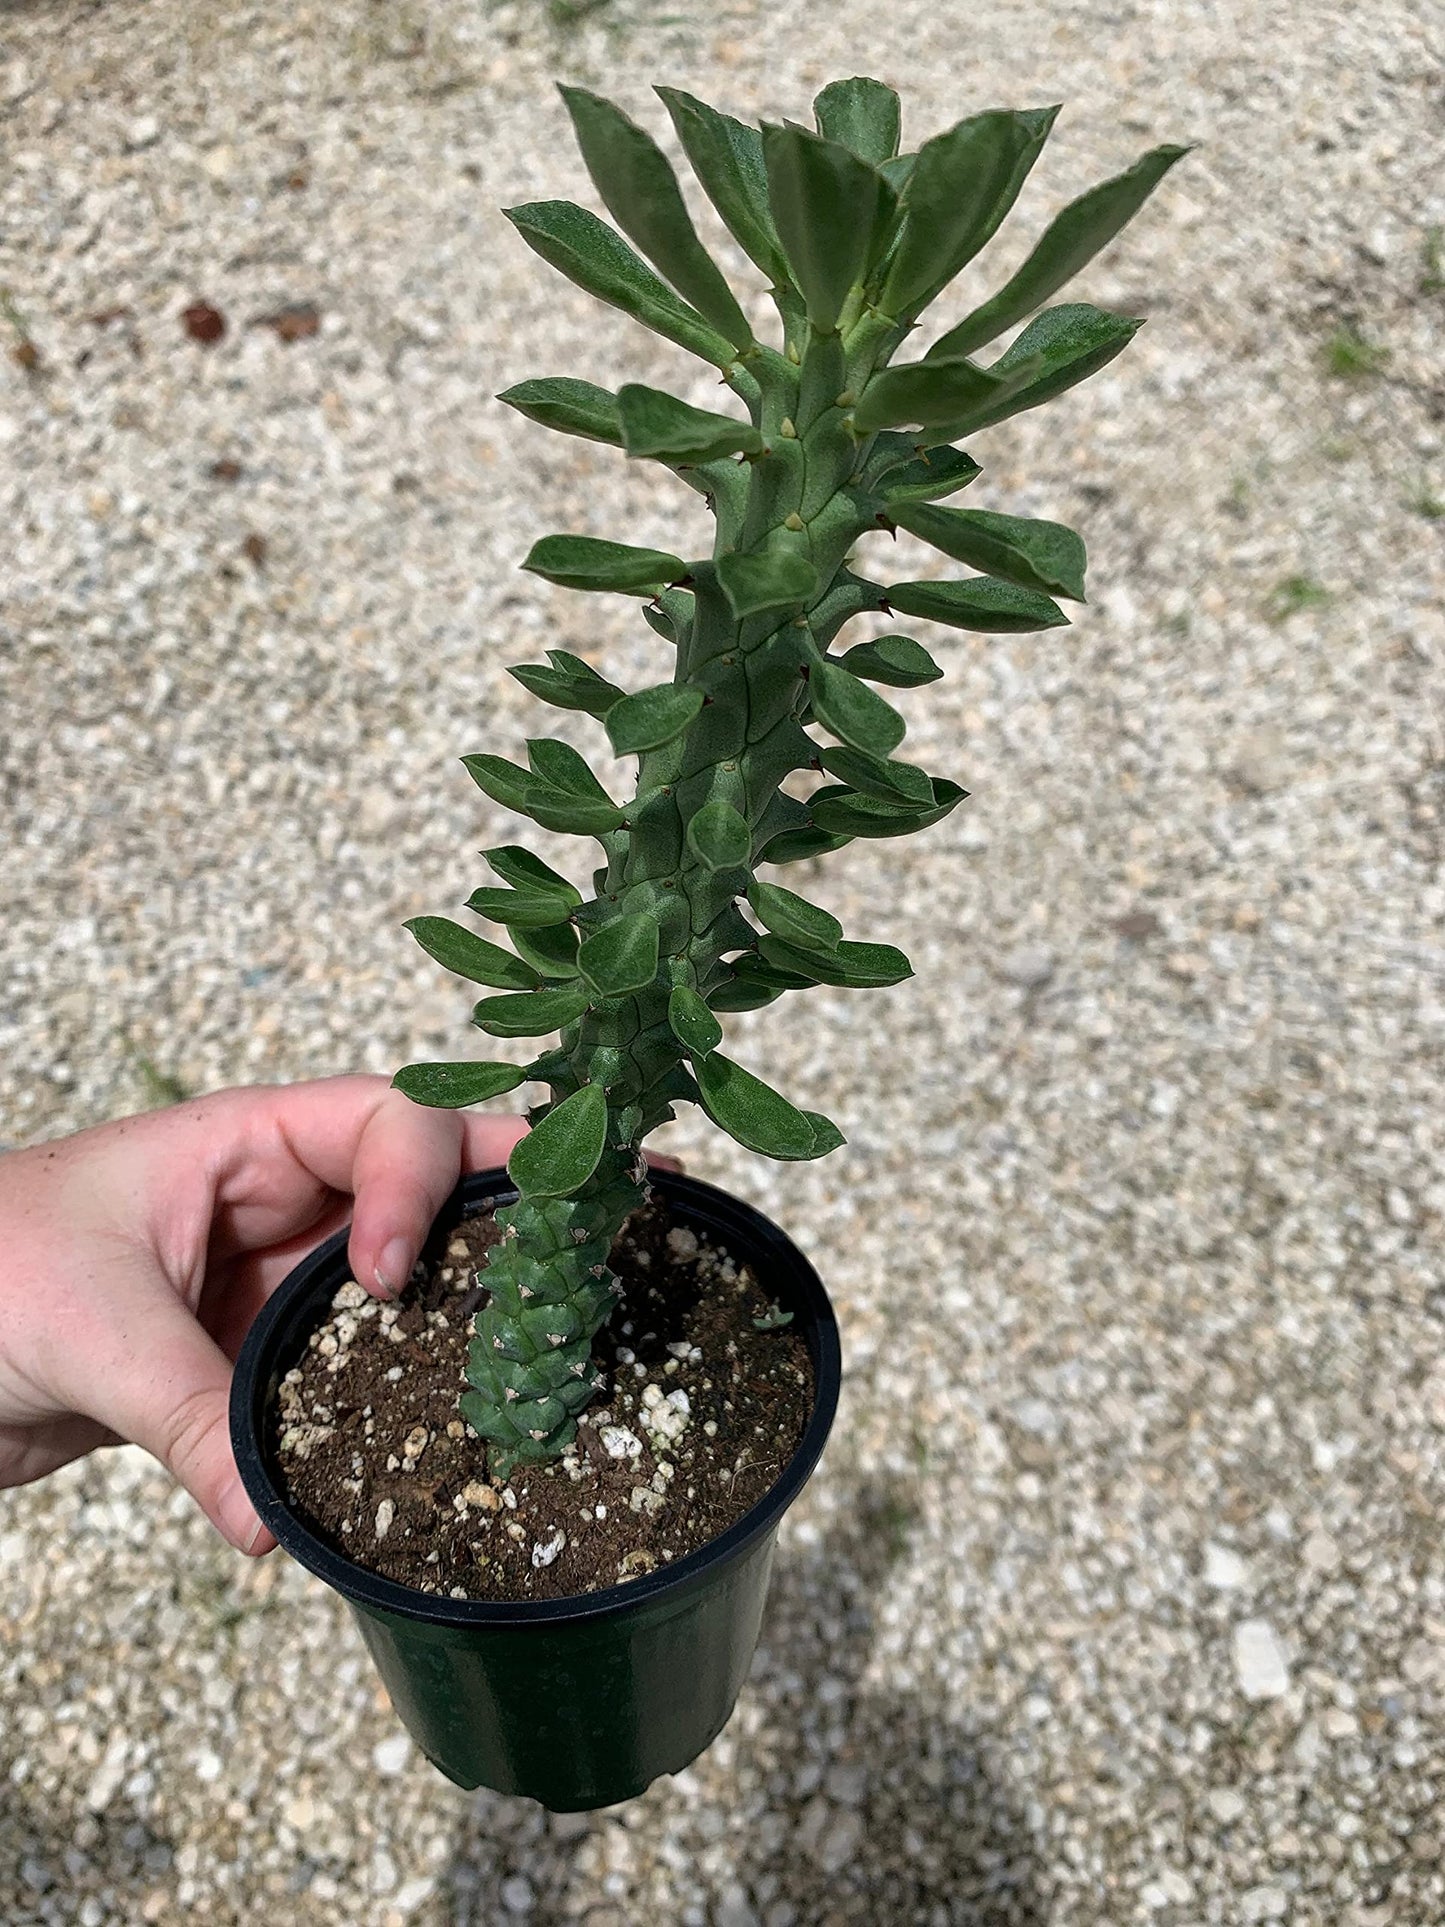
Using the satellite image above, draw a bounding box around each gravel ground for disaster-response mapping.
[3,0,1444,1921]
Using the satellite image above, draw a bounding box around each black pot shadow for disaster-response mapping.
[442,1471,1048,1927]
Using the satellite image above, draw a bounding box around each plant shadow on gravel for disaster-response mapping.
[443,1475,1047,1926]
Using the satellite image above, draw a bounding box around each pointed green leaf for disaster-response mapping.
[801,1111,847,1156]
[523,533,686,596]
[931,144,1192,359]
[757,824,852,865]
[873,442,982,505]
[605,682,706,755]
[510,653,626,718]
[497,377,623,447]
[815,745,934,807]
[759,934,914,987]
[717,547,819,619]
[694,1051,841,1160]
[657,86,790,287]
[473,987,591,1037]
[511,918,581,980]
[560,86,754,350]
[762,121,888,331]
[504,200,733,366]
[813,76,902,163]
[809,659,906,754]
[668,984,724,1057]
[466,885,576,930]
[617,383,763,464]
[576,913,660,997]
[853,349,1043,434]
[839,634,942,688]
[929,304,1143,440]
[810,777,968,839]
[707,976,786,1013]
[748,879,842,952]
[526,739,614,803]
[892,503,1086,601]
[880,106,1057,317]
[508,1083,609,1199]
[392,1060,528,1109]
[687,798,752,871]
[886,574,1069,632]
[404,917,541,991]
[524,788,626,836]
[483,846,581,904]
[463,752,534,814]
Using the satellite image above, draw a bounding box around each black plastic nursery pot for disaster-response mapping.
[230,1166,840,1812]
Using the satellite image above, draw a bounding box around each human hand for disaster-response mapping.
[0,1076,530,1556]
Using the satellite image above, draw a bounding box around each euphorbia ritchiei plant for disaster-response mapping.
[395,78,1185,1478]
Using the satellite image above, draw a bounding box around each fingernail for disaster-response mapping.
[218,1479,265,1555]
[375,1237,412,1299]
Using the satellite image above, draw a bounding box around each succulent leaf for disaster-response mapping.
[605,681,706,754]
[815,744,934,806]
[747,879,843,952]
[656,87,791,287]
[560,86,755,350]
[694,1050,842,1159]
[473,987,592,1036]
[813,76,902,164]
[617,383,764,463]
[853,349,1044,434]
[871,441,983,505]
[687,798,752,870]
[391,1060,528,1108]
[717,547,820,618]
[667,984,724,1057]
[879,106,1058,317]
[931,144,1191,359]
[892,503,1087,601]
[497,377,624,447]
[405,917,541,990]
[484,846,581,903]
[886,574,1069,632]
[511,919,582,980]
[523,533,687,596]
[466,884,578,929]
[838,634,943,687]
[510,653,626,717]
[757,934,914,987]
[577,913,661,997]
[927,303,1143,441]
[718,548,820,619]
[808,659,907,754]
[504,200,734,365]
[762,121,890,332]
[507,1084,610,1199]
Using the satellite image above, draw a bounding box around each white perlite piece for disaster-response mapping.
[629,1485,665,1515]
[598,1425,643,1461]
[531,1530,565,1569]
[373,1499,394,1542]
[1233,1618,1290,1700]
[639,1384,691,1447]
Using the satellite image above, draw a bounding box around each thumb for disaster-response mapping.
[90,1299,275,1556]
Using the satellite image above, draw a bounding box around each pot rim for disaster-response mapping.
[230,1166,841,1629]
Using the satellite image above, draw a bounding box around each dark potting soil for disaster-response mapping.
[272,1191,814,1602]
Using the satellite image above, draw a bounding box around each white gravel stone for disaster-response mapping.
[1234,1619,1291,1701]
[1202,1541,1251,1590]
[371,1733,411,1778]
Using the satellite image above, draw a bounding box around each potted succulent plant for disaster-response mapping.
[232,74,1184,1811]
